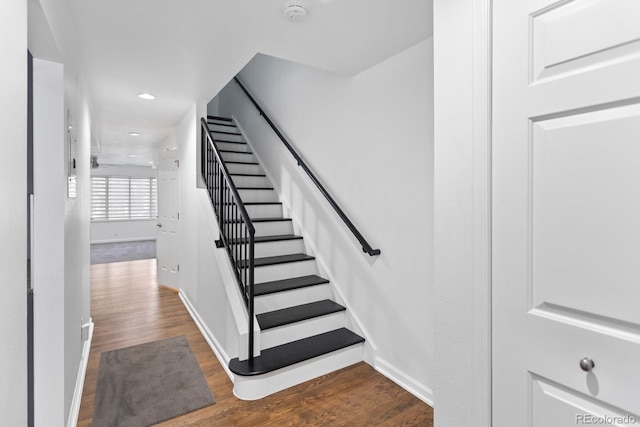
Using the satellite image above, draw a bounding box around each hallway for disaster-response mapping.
[78,259,433,426]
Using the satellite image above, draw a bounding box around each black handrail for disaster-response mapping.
[233,77,381,256]
[200,117,256,361]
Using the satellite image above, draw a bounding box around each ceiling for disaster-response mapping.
[64,0,433,167]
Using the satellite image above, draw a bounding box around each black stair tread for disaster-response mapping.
[215,140,246,144]
[229,234,303,245]
[207,115,233,122]
[211,130,242,136]
[244,202,281,205]
[222,201,281,206]
[219,149,253,154]
[229,328,364,376]
[208,121,236,127]
[236,186,274,190]
[255,274,330,296]
[254,233,302,242]
[207,119,237,128]
[225,160,260,165]
[224,217,291,223]
[257,299,346,330]
[237,253,315,268]
[230,173,266,177]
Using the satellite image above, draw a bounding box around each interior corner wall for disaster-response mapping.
[207,95,219,117]
[219,38,435,400]
[0,0,28,424]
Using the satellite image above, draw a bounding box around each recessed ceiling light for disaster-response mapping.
[138,93,156,100]
[128,132,140,136]
[128,154,137,158]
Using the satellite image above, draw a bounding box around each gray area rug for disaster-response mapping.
[91,240,156,264]
[92,335,215,427]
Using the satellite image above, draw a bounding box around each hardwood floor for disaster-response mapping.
[78,259,433,426]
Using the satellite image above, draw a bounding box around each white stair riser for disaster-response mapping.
[254,239,304,258]
[238,189,279,203]
[226,163,264,175]
[260,311,346,349]
[245,204,283,219]
[220,151,256,163]
[255,283,333,313]
[231,175,271,188]
[214,205,278,222]
[218,204,278,220]
[253,221,293,236]
[208,123,237,133]
[233,344,364,400]
[216,141,250,152]
[254,259,317,284]
[211,132,243,143]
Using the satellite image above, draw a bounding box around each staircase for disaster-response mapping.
[203,115,365,399]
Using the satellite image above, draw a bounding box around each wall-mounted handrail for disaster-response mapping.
[233,77,381,256]
[200,118,256,361]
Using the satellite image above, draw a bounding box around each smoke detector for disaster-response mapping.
[283,1,308,22]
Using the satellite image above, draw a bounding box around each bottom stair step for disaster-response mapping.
[229,328,364,376]
[257,299,346,330]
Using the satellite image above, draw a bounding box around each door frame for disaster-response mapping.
[433,0,492,425]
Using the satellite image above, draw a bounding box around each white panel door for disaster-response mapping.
[493,0,640,425]
[156,157,180,287]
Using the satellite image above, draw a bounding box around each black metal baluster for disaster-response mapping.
[201,118,257,363]
[234,203,239,286]
[248,234,255,361]
[242,218,246,296]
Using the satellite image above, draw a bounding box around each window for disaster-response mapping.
[91,176,157,221]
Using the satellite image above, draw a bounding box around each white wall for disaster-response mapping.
[91,164,156,178]
[90,221,156,243]
[219,38,434,401]
[0,0,28,424]
[176,106,200,301]
[33,58,66,427]
[158,104,244,361]
[90,165,157,243]
[433,1,492,426]
[63,72,92,426]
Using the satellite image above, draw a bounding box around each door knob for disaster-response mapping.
[579,357,595,372]
[156,223,162,228]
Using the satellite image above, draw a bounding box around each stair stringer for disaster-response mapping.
[196,187,261,362]
[232,116,378,366]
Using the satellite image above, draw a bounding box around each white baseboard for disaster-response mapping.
[178,290,235,382]
[90,237,156,244]
[373,356,433,406]
[67,320,94,427]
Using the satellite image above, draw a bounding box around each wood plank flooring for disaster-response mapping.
[78,259,433,426]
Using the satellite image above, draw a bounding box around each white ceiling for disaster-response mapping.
[65,0,433,166]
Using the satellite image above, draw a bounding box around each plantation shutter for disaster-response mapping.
[90,176,157,221]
